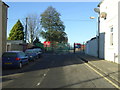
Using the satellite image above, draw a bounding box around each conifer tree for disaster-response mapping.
[8,20,24,40]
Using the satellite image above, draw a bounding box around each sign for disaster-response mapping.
[44,41,51,47]
[74,43,81,48]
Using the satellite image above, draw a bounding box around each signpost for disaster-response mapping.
[43,41,51,52]
[74,43,81,53]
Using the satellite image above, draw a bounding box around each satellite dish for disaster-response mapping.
[94,8,100,13]
[100,12,107,19]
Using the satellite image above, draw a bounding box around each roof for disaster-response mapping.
[86,36,98,43]
[0,0,9,7]
[90,37,97,41]
[2,1,9,7]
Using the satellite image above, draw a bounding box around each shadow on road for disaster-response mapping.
[2,52,119,87]
[2,53,83,76]
[1,52,105,81]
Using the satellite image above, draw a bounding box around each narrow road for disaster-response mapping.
[2,53,117,88]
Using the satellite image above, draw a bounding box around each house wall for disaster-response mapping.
[0,1,8,60]
[2,2,8,54]
[0,1,2,60]
[6,43,23,51]
[11,44,23,51]
[0,1,8,89]
[100,0,119,63]
[118,1,120,64]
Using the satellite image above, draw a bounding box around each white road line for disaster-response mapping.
[36,83,40,86]
[44,74,46,76]
[36,69,50,86]
[85,63,120,89]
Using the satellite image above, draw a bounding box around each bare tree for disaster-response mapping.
[23,14,41,43]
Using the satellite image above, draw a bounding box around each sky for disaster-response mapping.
[5,2,99,45]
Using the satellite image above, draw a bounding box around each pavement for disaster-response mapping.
[76,52,120,85]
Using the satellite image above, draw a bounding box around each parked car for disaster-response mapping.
[2,51,29,69]
[33,48,42,58]
[25,49,38,61]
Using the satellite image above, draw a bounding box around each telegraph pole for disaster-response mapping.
[25,17,28,43]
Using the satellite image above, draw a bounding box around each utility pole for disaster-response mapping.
[25,17,28,43]
[74,43,75,54]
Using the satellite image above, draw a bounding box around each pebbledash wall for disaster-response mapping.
[99,0,120,63]
[0,1,8,60]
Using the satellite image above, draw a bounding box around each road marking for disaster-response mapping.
[36,69,50,87]
[36,83,40,86]
[85,63,120,89]
[44,74,46,76]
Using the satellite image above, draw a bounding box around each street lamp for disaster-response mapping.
[90,16,95,19]
[90,8,100,58]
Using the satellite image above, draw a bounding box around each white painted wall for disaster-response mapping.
[85,32,105,59]
[100,0,119,63]
[85,38,98,57]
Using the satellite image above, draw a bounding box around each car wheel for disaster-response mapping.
[26,61,29,65]
[33,58,36,61]
[32,58,35,62]
[19,63,22,69]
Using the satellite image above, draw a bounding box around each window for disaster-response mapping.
[110,27,113,46]
[19,52,25,57]
[2,53,17,57]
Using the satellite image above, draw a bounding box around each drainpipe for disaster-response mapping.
[114,53,118,63]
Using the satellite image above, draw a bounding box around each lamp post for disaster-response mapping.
[90,8,100,58]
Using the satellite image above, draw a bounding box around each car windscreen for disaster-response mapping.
[25,50,33,54]
[2,53,17,57]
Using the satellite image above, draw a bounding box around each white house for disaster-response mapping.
[99,0,120,64]
[85,0,120,64]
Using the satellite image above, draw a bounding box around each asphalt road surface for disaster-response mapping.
[2,53,118,88]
